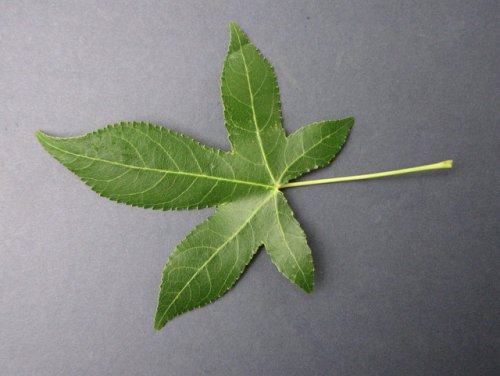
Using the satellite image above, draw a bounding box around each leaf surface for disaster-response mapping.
[155,191,272,328]
[36,122,272,210]
[262,192,314,292]
[154,190,313,329]
[279,118,354,184]
[222,23,286,183]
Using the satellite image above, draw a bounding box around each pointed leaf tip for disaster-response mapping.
[35,130,52,146]
[154,318,163,331]
[34,129,44,140]
[228,21,241,31]
[35,130,58,143]
[228,22,250,52]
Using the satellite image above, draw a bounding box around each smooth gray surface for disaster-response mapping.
[1,1,499,375]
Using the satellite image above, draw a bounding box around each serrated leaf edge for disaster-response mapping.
[268,192,314,293]
[36,122,275,211]
[154,190,277,329]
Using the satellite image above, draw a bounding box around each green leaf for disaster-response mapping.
[222,22,287,183]
[154,190,314,329]
[279,118,354,184]
[36,23,354,329]
[36,122,272,210]
[154,191,272,329]
[262,192,314,292]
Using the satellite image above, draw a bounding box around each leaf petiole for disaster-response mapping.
[280,160,453,189]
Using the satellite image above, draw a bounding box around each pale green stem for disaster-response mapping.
[280,160,453,189]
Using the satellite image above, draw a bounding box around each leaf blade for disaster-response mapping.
[262,192,314,292]
[154,192,275,329]
[279,117,354,184]
[221,22,287,182]
[36,122,273,210]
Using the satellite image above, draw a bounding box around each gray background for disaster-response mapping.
[1,1,499,375]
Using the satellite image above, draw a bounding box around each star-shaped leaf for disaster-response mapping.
[36,23,353,329]
[37,23,450,330]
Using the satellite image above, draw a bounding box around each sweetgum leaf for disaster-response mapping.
[36,22,353,329]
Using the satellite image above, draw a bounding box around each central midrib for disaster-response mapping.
[41,138,274,190]
[233,25,276,184]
